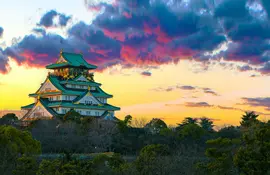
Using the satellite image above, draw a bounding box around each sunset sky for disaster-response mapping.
[1,0,270,127]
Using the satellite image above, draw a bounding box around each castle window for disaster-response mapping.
[80,85,84,89]
[63,109,67,114]
[85,101,92,105]
[49,97,53,101]
[95,111,99,116]
[86,111,91,115]
[56,96,60,100]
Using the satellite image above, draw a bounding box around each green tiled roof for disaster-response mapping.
[60,80,101,87]
[47,101,120,111]
[21,103,35,109]
[30,75,112,98]
[46,52,97,69]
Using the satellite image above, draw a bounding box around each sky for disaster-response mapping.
[1,0,270,127]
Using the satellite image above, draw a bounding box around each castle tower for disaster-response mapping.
[21,51,120,121]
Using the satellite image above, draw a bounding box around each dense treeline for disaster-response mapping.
[0,111,269,175]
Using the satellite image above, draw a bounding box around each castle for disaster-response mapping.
[21,51,120,121]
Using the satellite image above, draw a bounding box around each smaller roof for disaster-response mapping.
[21,103,35,110]
[46,52,97,70]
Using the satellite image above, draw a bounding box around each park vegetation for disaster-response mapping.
[0,111,269,175]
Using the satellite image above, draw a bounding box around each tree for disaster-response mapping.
[63,109,82,122]
[117,115,133,132]
[124,115,132,126]
[13,156,38,175]
[37,159,62,175]
[0,126,41,174]
[234,123,270,175]
[199,117,214,131]
[240,111,259,128]
[176,117,198,130]
[178,123,206,140]
[135,144,170,175]
[0,113,18,125]
[145,118,167,134]
[197,137,240,175]
[132,117,148,128]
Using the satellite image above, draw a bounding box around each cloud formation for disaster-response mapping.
[153,84,219,96]
[38,10,71,28]
[0,27,3,38]
[1,0,270,75]
[242,97,270,111]
[141,71,152,76]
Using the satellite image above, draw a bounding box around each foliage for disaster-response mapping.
[0,113,18,125]
[145,118,167,134]
[234,123,270,175]
[198,137,240,175]
[135,144,170,175]
[240,111,259,128]
[63,109,82,122]
[199,117,214,132]
[178,123,206,140]
[37,159,62,175]
[218,126,241,139]
[0,125,41,174]
[117,115,133,132]
[13,156,38,175]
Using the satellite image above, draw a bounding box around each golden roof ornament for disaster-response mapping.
[88,86,91,91]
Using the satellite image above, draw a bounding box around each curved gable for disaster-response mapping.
[75,92,101,105]
[37,78,59,94]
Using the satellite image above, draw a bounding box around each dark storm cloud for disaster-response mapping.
[0,27,3,38]
[38,10,71,28]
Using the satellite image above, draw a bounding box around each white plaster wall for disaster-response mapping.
[66,84,88,89]
[54,107,105,116]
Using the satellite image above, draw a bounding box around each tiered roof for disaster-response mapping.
[21,51,120,120]
[28,75,113,98]
[46,52,97,70]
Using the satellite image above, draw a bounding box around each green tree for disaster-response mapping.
[0,113,18,125]
[145,118,167,134]
[13,156,38,175]
[240,111,259,128]
[63,109,82,123]
[234,123,270,175]
[198,137,240,175]
[136,144,170,175]
[176,117,198,130]
[37,159,62,175]
[0,126,41,174]
[117,115,133,132]
[199,117,214,131]
[178,123,206,140]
